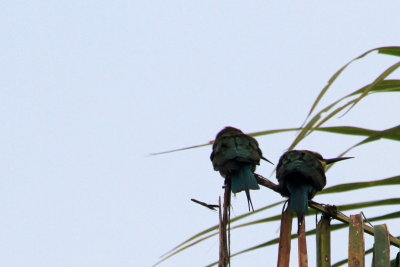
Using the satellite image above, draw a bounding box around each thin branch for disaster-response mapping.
[191,198,219,211]
[309,201,400,248]
[254,173,282,194]
[255,174,400,248]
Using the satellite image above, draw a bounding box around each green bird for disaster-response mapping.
[276,150,352,231]
[210,127,271,211]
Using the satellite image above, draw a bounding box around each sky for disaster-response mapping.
[1,1,400,267]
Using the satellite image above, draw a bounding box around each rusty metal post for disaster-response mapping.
[348,214,365,267]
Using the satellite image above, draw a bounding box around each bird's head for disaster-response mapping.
[214,126,243,140]
[287,150,353,170]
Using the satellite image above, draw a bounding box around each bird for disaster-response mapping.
[210,126,272,211]
[276,150,352,231]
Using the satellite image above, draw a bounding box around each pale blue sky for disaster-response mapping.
[1,1,400,266]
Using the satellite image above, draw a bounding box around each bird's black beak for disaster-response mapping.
[325,157,353,165]
[261,156,274,165]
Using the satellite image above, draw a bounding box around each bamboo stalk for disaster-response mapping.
[218,179,230,267]
[298,217,308,267]
[277,208,293,267]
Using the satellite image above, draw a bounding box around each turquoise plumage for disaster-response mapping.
[286,183,314,222]
[231,164,260,193]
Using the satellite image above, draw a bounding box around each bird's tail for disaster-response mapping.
[231,165,260,211]
[286,183,314,233]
